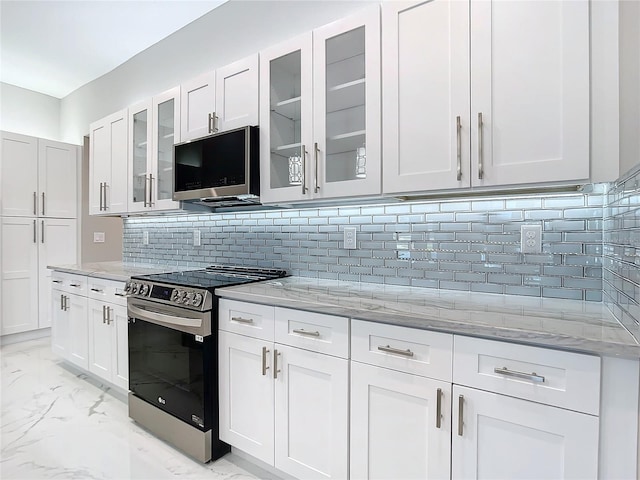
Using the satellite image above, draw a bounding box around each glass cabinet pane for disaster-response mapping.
[269,50,303,190]
[156,99,174,201]
[325,26,366,184]
[132,109,148,203]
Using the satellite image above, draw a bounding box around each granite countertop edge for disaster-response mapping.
[215,279,640,360]
[47,261,182,282]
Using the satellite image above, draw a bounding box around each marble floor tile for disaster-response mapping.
[0,338,273,479]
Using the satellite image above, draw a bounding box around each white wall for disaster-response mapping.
[619,0,640,177]
[0,82,61,140]
[60,0,376,144]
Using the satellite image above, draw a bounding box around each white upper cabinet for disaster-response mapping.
[180,54,259,142]
[383,0,589,195]
[260,7,381,204]
[1,132,78,219]
[128,87,181,213]
[89,109,128,215]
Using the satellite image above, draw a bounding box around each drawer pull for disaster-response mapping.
[436,388,442,429]
[91,288,104,293]
[293,328,320,337]
[378,345,414,357]
[261,346,270,376]
[52,280,62,284]
[69,283,81,288]
[494,367,545,383]
[273,349,281,379]
[231,316,254,324]
[114,292,126,297]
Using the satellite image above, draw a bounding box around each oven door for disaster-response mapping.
[128,298,214,431]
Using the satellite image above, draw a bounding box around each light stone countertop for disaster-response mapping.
[216,277,640,359]
[47,261,187,282]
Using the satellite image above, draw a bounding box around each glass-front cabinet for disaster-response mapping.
[260,7,380,204]
[128,87,181,213]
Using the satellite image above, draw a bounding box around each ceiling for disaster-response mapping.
[0,0,228,99]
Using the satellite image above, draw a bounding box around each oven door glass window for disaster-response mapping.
[128,318,213,431]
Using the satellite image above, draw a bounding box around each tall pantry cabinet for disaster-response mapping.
[0,131,79,336]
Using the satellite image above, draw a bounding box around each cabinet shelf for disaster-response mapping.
[327,130,365,156]
[271,96,302,121]
[275,142,302,152]
[326,79,365,114]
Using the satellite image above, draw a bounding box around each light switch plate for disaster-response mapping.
[93,232,105,243]
[344,226,357,249]
[521,225,542,254]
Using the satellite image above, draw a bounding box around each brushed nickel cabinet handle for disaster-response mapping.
[102,305,106,323]
[143,175,148,207]
[63,295,69,311]
[52,280,62,284]
[273,349,281,379]
[458,395,464,436]
[90,288,103,293]
[102,182,108,210]
[301,146,308,195]
[293,328,320,337]
[231,316,254,324]
[41,220,44,243]
[261,346,270,376]
[208,113,213,134]
[494,367,545,383]
[214,114,219,133]
[42,192,45,216]
[69,283,81,288]
[377,345,414,357]
[436,388,442,429]
[477,112,484,180]
[114,292,126,297]
[148,173,154,206]
[456,116,462,181]
[33,192,37,215]
[98,183,103,211]
[314,142,320,193]
[60,294,65,311]
[106,306,112,325]
[33,220,36,243]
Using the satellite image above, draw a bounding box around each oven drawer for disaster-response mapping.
[351,320,453,382]
[87,278,127,306]
[51,272,88,295]
[274,307,349,358]
[219,299,275,341]
[453,336,601,415]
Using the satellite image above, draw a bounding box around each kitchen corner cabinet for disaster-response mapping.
[180,54,259,142]
[382,0,589,195]
[1,217,76,335]
[128,87,181,213]
[260,7,381,204]
[1,132,79,218]
[89,109,128,215]
[219,300,349,479]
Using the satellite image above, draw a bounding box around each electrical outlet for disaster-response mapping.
[193,229,201,247]
[143,231,149,245]
[344,227,357,249]
[521,225,542,254]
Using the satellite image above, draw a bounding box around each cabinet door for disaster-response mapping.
[313,7,381,199]
[470,0,589,187]
[451,385,599,479]
[88,299,113,381]
[51,290,68,358]
[382,0,470,195]
[216,54,259,132]
[111,304,129,390]
[89,119,109,215]
[219,330,274,464]
[0,217,38,335]
[108,110,129,214]
[128,100,153,213]
[259,33,313,204]
[181,71,216,141]
[68,293,88,370]
[38,139,78,218]
[350,361,451,480]
[152,87,182,211]
[274,345,348,480]
[38,219,77,329]
[1,131,38,217]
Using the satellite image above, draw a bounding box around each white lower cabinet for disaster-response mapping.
[451,385,599,479]
[51,285,88,370]
[218,301,349,480]
[350,361,451,480]
[88,300,128,389]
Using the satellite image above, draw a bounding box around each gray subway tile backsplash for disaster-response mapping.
[124,188,609,303]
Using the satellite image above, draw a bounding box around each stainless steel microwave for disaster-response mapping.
[173,126,259,203]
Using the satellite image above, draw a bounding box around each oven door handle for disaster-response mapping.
[128,303,203,328]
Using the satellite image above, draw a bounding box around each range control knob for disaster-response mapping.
[132,283,140,294]
[139,284,150,296]
[173,290,186,304]
[185,292,194,304]
[191,293,203,307]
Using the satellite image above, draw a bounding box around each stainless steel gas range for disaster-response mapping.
[125,265,287,462]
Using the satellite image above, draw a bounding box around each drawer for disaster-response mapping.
[87,277,127,307]
[218,299,275,341]
[351,320,453,382]
[274,307,349,358]
[453,336,601,415]
[51,272,88,295]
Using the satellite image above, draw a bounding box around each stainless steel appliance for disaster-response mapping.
[173,126,260,206]
[126,264,287,462]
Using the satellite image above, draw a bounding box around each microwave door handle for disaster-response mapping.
[128,303,202,328]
